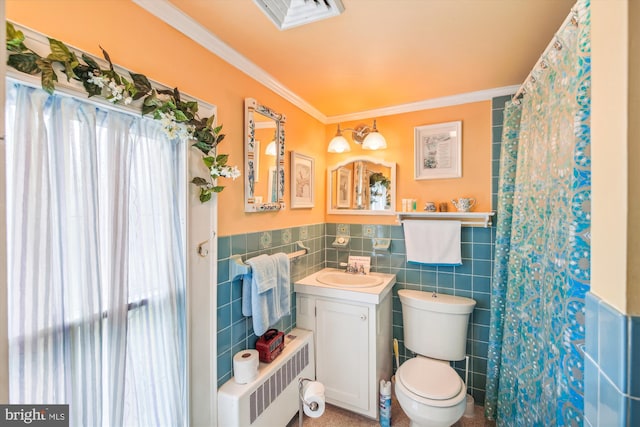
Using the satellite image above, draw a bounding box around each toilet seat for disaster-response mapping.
[396,358,466,406]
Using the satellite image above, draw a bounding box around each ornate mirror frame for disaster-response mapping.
[244,98,286,212]
[327,156,397,215]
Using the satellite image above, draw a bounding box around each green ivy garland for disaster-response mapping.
[5,22,239,203]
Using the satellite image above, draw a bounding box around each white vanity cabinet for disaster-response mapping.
[295,269,394,419]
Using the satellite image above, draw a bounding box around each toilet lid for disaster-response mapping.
[398,358,463,400]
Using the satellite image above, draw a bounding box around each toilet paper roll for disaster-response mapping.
[233,349,259,384]
[302,381,325,418]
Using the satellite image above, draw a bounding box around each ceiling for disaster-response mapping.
[135,0,575,122]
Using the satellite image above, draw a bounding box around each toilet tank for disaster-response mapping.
[399,289,476,361]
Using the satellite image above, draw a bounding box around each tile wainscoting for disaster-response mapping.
[216,222,496,405]
[584,292,640,426]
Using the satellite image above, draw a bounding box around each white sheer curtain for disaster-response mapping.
[5,81,187,427]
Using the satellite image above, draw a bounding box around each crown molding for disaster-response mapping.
[133,0,517,124]
[132,0,328,123]
[325,85,519,124]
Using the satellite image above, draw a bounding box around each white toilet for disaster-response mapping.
[395,289,476,427]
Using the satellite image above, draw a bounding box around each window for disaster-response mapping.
[6,82,187,427]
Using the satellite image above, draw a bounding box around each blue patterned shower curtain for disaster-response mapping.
[484,1,591,425]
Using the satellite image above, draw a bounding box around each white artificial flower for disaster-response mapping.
[87,75,106,88]
[210,164,240,180]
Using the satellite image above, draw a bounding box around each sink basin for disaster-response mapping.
[316,271,383,287]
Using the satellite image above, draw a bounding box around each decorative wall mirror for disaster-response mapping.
[327,156,396,215]
[244,98,286,212]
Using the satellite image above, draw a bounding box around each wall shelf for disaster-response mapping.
[396,211,495,228]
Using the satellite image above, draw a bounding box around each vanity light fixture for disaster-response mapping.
[265,139,277,156]
[327,120,387,153]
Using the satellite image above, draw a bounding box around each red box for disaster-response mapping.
[255,329,284,363]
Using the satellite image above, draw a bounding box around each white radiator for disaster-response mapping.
[218,328,315,427]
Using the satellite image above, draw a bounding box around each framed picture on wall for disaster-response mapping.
[336,167,352,208]
[290,151,314,208]
[414,121,462,180]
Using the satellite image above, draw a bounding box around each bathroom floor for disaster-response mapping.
[286,396,496,427]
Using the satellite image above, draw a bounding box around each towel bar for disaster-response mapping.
[230,241,310,280]
[396,211,495,228]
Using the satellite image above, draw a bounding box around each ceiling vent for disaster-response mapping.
[253,0,345,30]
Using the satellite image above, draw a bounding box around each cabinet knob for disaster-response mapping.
[360,314,367,321]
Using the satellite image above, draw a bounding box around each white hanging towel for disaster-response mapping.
[402,220,462,265]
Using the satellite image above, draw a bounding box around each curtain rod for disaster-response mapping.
[513,6,579,100]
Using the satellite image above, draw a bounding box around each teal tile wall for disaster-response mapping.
[216,224,326,386]
[584,292,640,426]
[325,222,494,405]
[217,222,495,404]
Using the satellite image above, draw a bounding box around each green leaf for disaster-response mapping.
[199,189,212,203]
[81,53,100,70]
[192,141,212,155]
[205,115,215,129]
[142,103,157,117]
[6,22,27,52]
[6,22,23,42]
[212,186,225,193]
[37,59,58,94]
[185,101,198,114]
[215,154,229,166]
[47,38,72,62]
[157,88,173,97]
[215,133,226,144]
[130,72,152,96]
[190,177,209,186]
[202,156,215,168]
[100,45,114,70]
[7,53,41,75]
[73,64,91,79]
[132,91,147,101]
[82,80,102,97]
[193,129,214,145]
[213,124,223,135]
[143,91,159,106]
[102,69,121,85]
[62,58,79,82]
[173,109,188,122]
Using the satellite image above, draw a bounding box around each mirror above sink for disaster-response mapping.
[244,98,286,212]
[327,156,396,215]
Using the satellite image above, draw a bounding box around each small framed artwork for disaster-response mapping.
[414,121,462,180]
[290,151,314,208]
[336,167,352,208]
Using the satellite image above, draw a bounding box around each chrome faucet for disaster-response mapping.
[342,262,367,274]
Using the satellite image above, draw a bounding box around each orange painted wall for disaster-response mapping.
[6,1,492,235]
[326,101,492,224]
[6,0,328,237]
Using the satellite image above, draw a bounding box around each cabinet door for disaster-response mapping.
[316,299,369,412]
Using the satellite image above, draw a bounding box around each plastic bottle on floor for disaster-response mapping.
[379,379,391,427]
